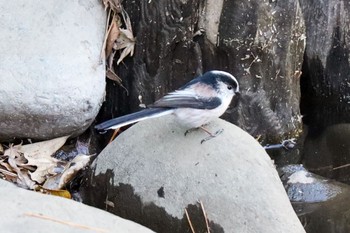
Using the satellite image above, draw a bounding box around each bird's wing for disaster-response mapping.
[150,89,221,110]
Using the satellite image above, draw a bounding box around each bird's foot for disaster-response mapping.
[184,126,224,143]
[200,127,224,144]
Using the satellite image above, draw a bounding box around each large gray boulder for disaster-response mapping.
[0,179,154,233]
[82,116,305,233]
[0,0,106,140]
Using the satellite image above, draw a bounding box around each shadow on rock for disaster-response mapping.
[82,169,224,233]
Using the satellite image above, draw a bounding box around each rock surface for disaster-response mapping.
[0,179,154,233]
[279,164,350,233]
[82,116,305,233]
[300,0,350,137]
[279,164,342,203]
[0,0,106,140]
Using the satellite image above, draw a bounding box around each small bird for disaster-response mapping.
[95,70,240,141]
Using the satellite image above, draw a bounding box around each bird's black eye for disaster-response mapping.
[227,85,232,90]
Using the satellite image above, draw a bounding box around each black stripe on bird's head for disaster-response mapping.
[179,70,240,96]
[209,70,240,94]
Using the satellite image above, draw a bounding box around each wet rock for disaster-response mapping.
[279,164,350,233]
[303,123,350,184]
[279,164,342,202]
[0,0,106,140]
[82,116,305,233]
[0,179,154,233]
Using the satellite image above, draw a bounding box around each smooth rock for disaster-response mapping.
[82,115,305,233]
[0,179,154,233]
[279,164,350,233]
[0,0,106,140]
[279,164,342,203]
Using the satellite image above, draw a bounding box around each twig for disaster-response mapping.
[100,8,113,61]
[23,212,108,232]
[185,208,196,233]
[333,163,350,170]
[108,128,120,143]
[199,200,210,233]
[0,167,17,177]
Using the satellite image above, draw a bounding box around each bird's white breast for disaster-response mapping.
[173,92,233,129]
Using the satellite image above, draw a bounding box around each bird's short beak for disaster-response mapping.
[235,91,241,97]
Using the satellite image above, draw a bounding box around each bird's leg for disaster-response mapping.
[184,126,224,143]
[199,126,224,144]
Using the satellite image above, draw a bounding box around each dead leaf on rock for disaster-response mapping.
[13,136,69,184]
[0,167,17,182]
[58,154,90,189]
[5,146,37,189]
[43,154,91,190]
[36,186,72,199]
[0,158,15,173]
[0,135,92,195]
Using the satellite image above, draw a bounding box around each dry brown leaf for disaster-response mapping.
[105,68,129,94]
[36,186,72,199]
[106,19,120,59]
[116,40,135,64]
[43,154,91,190]
[6,147,37,189]
[14,136,69,184]
[102,0,122,13]
[115,10,135,65]
[0,167,17,178]
[41,173,60,190]
[106,68,122,83]
[0,159,15,173]
[58,155,90,189]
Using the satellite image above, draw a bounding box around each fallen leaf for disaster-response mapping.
[106,68,122,83]
[58,155,91,189]
[36,186,72,199]
[116,39,135,64]
[106,68,129,94]
[115,10,135,65]
[14,136,69,183]
[106,19,120,59]
[102,0,122,13]
[0,167,17,180]
[0,159,15,173]
[6,146,37,189]
[43,154,91,190]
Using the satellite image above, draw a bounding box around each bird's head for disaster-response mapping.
[203,70,240,99]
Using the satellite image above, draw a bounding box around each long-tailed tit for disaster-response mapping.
[95,70,240,140]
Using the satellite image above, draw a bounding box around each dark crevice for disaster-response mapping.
[300,26,350,138]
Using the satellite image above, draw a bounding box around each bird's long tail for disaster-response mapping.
[95,108,174,131]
